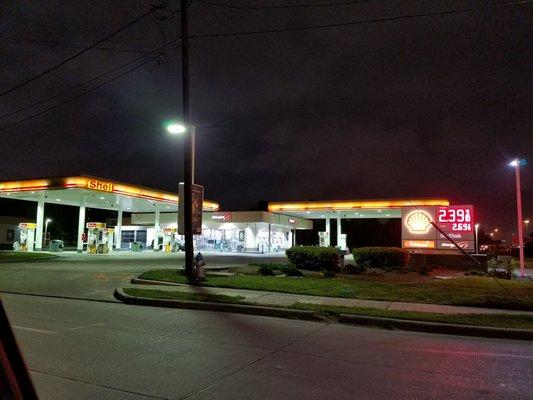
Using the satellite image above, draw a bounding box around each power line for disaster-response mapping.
[1,38,148,54]
[0,37,180,123]
[190,1,532,39]
[0,55,160,132]
[0,5,162,98]
[196,0,372,10]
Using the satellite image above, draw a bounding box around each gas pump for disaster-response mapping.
[318,231,330,247]
[17,223,37,252]
[86,222,107,254]
[162,227,176,252]
[102,228,115,253]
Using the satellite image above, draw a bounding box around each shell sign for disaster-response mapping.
[401,205,475,251]
[401,206,437,249]
[405,210,433,234]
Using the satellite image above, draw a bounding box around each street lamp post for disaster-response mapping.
[509,159,525,278]
[167,122,195,276]
[525,219,530,235]
[474,223,479,254]
[44,218,52,248]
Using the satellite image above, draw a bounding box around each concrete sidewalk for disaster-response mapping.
[126,281,533,316]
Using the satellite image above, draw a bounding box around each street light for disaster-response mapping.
[166,123,187,135]
[474,223,479,254]
[166,121,196,275]
[525,219,530,234]
[44,218,52,248]
[509,158,526,278]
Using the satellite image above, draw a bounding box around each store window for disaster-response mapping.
[121,231,135,243]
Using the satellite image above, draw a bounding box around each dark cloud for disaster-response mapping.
[1,0,531,237]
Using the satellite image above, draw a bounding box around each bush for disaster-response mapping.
[257,263,303,277]
[345,264,366,275]
[286,246,340,272]
[282,265,303,277]
[258,264,276,276]
[352,247,410,270]
[487,257,516,279]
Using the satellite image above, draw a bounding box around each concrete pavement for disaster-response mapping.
[3,292,532,400]
[0,251,286,302]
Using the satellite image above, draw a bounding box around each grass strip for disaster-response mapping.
[290,303,533,330]
[0,251,58,263]
[123,287,245,304]
[138,269,533,310]
[122,287,533,330]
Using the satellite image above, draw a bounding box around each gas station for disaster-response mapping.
[0,175,477,255]
[0,176,219,253]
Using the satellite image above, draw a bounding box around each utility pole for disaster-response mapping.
[180,0,194,276]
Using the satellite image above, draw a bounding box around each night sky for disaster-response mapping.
[1,1,531,238]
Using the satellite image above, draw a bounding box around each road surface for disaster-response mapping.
[3,292,532,400]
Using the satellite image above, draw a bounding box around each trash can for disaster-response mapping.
[49,240,64,252]
[131,241,143,252]
[336,248,350,271]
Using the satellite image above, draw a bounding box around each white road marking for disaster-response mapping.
[58,323,105,332]
[12,325,57,335]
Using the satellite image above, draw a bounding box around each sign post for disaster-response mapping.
[179,183,203,235]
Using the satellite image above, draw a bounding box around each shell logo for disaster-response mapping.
[405,210,433,234]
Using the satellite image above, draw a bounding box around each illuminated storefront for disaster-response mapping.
[128,211,312,253]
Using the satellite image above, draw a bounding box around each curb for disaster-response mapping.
[131,278,181,287]
[114,288,532,341]
[338,314,533,341]
[114,288,327,322]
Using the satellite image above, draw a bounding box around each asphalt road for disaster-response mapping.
[3,292,532,400]
[0,251,287,301]
[1,252,532,399]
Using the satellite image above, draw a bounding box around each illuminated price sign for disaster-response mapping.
[436,205,473,233]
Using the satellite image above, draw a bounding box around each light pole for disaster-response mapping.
[167,122,195,276]
[525,219,530,235]
[44,218,52,248]
[509,159,525,278]
[474,223,479,254]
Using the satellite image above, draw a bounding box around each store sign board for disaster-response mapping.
[437,240,474,251]
[178,183,204,235]
[87,179,115,193]
[18,223,37,229]
[211,212,232,222]
[403,240,436,249]
[86,222,106,229]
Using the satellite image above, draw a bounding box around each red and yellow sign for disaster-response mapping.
[18,223,37,229]
[86,222,106,229]
[403,240,436,249]
[87,179,114,192]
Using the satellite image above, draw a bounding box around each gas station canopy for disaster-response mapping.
[0,175,219,212]
[268,198,450,219]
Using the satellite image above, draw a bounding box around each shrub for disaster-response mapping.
[322,269,336,277]
[281,265,303,277]
[345,264,366,275]
[487,257,516,279]
[286,246,340,272]
[258,264,276,276]
[257,263,303,277]
[352,247,410,270]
